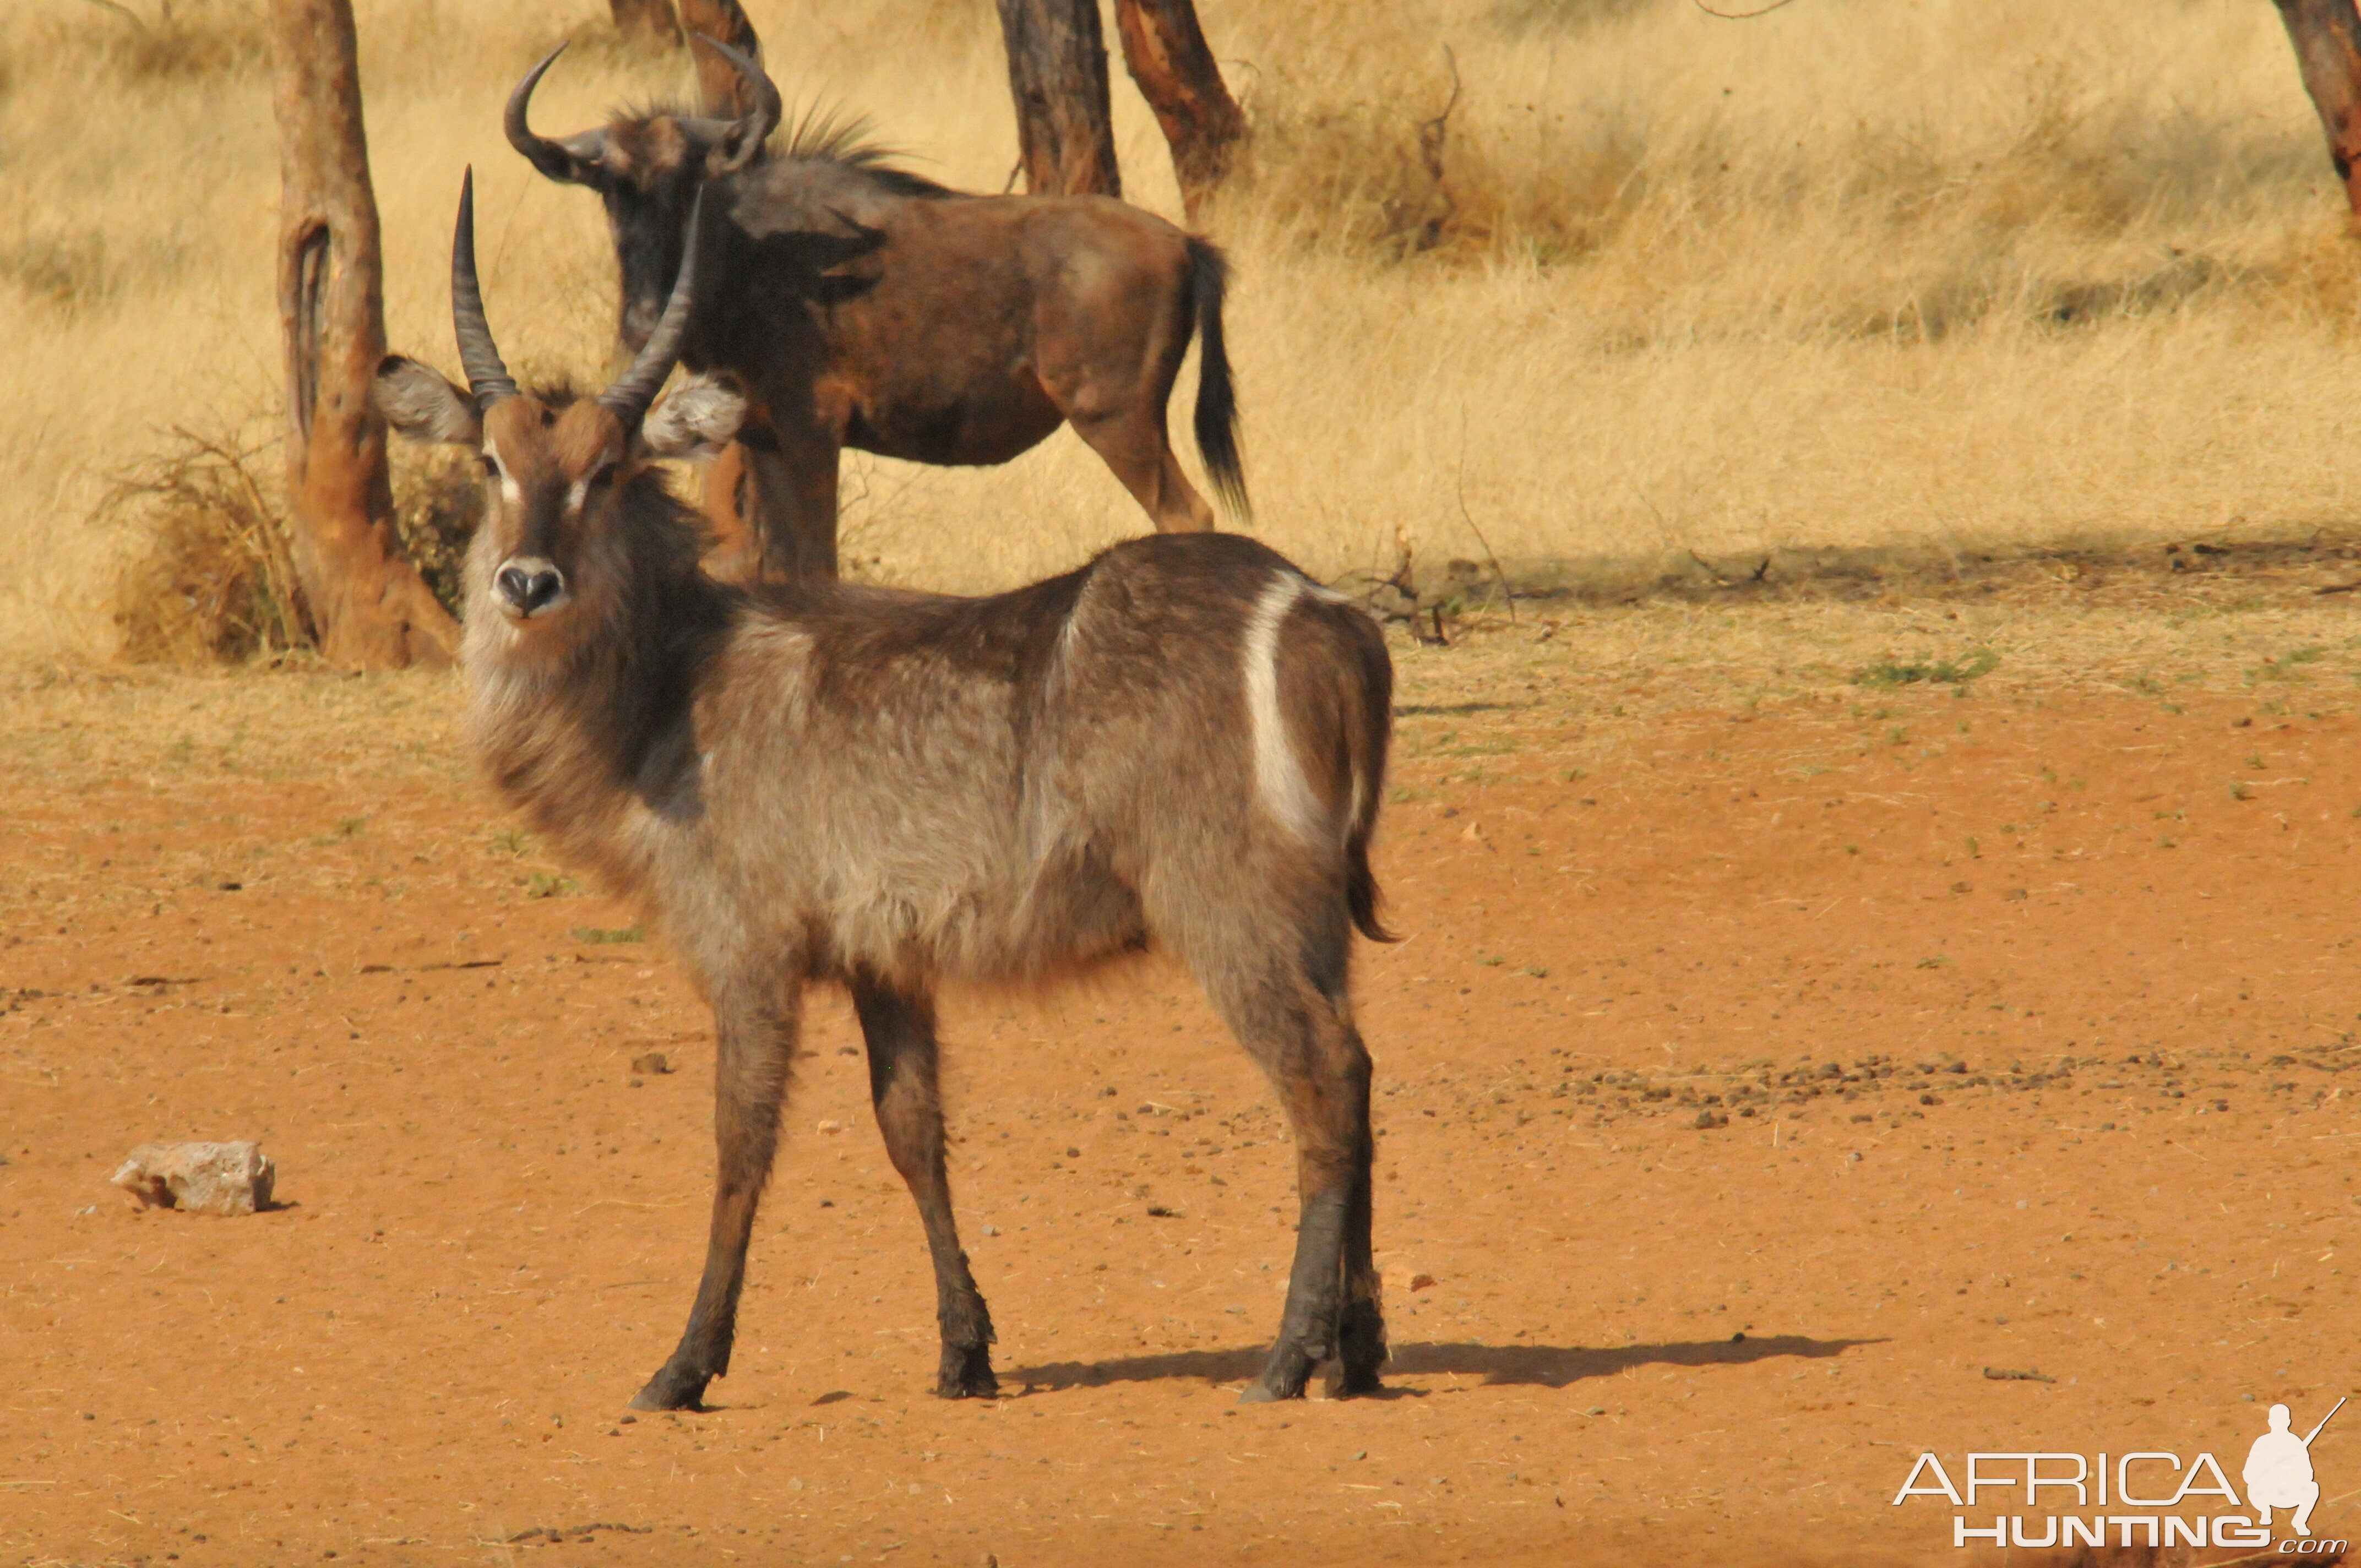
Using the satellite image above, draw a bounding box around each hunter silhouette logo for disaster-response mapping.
[2248,1397,2342,1537]
[1892,1393,2347,1551]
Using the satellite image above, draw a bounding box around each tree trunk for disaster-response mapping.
[2276,0,2361,217]
[269,0,458,669]
[679,0,762,114]
[1114,0,1245,222]
[995,0,1122,197]
[608,0,681,51]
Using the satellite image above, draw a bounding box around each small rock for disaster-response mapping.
[1409,1272,1437,1292]
[110,1141,274,1215]
[1694,1109,1728,1130]
[629,1051,670,1076]
[816,1119,844,1135]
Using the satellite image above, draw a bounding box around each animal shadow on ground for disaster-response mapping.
[1005,1334,1880,1395]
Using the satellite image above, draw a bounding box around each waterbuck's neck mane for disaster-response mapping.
[465,473,730,827]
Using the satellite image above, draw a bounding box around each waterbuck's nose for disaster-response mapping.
[495,558,566,618]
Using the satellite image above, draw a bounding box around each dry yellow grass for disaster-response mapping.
[5,0,2360,659]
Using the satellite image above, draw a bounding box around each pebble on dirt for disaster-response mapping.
[629,1051,670,1076]
[109,1141,274,1215]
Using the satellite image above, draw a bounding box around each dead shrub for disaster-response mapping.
[79,0,269,80]
[0,231,119,313]
[104,427,308,665]
[1239,61,1470,259]
[389,445,482,618]
[1490,0,1663,31]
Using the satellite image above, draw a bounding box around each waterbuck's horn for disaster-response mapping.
[452,168,518,407]
[683,33,780,173]
[505,43,607,184]
[597,191,703,423]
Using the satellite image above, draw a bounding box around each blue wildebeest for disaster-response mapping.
[504,37,1246,580]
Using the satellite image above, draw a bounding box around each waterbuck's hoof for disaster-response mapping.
[1330,1303,1388,1397]
[628,1363,712,1412]
[1241,1343,1314,1403]
[935,1344,998,1400]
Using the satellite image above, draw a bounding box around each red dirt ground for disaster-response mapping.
[4,589,2359,1567]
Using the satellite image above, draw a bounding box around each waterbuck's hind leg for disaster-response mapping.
[1199,941,1379,1403]
[630,982,799,1412]
[850,973,997,1399]
[1328,1113,1386,1398]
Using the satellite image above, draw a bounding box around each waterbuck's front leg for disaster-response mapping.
[630,983,799,1412]
[850,973,997,1398]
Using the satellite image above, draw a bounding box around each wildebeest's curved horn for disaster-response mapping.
[452,168,518,407]
[505,43,608,184]
[598,192,703,423]
[684,33,779,175]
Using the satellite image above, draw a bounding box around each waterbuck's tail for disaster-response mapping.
[1186,237,1250,522]
[1335,598,1397,944]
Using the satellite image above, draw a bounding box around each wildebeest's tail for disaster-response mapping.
[1334,597,1397,944]
[1186,237,1250,522]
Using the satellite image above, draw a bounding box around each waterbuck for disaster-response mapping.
[374,173,1394,1409]
[503,36,1247,581]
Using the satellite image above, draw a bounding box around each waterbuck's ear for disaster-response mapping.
[371,356,481,445]
[640,375,746,462]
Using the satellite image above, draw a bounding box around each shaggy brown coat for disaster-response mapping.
[374,177,1392,1409]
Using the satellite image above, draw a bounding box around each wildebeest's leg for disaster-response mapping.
[742,420,841,580]
[630,982,799,1411]
[695,442,761,583]
[1065,409,1217,533]
[1193,928,1380,1401]
[849,973,998,1398]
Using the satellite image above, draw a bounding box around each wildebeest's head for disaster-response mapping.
[373,171,743,650]
[505,36,779,350]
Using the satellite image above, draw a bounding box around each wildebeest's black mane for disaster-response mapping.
[616,98,956,199]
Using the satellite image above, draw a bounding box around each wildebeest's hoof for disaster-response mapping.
[935,1344,998,1400]
[1324,1364,1386,1398]
[628,1363,711,1411]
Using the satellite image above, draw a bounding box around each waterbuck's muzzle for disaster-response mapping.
[495,558,567,619]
